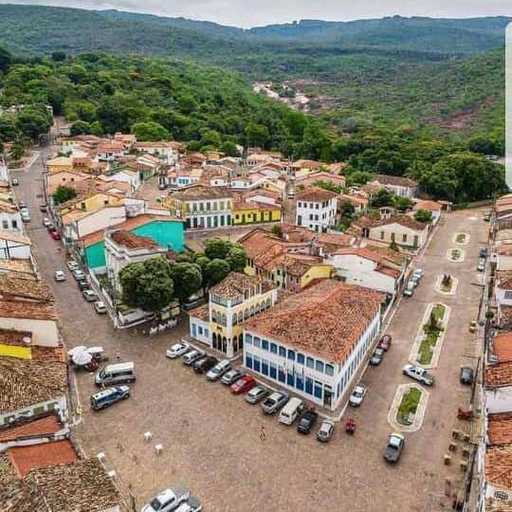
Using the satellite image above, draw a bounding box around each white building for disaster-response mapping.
[0,200,22,232]
[62,205,127,242]
[369,174,418,198]
[295,187,338,233]
[104,229,168,293]
[362,215,429,251]
[326,247,407,296]
[243,280,383,410]
[0,230,31,259]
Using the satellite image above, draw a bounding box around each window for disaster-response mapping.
[270,343,277,354]
[287,372,294,387]
[2,220,7,229]
[11,220,18,229]
[254,337,261,348]
[306,357,314,369]
[296,376,304,391]
[314,381,323,399]
[305,377,313,395]
[402,233,407,243]
[246,354,253,369]
[198,326,203,335]
[297,353,305,365]
[315,360,324,373]
[245,334,253,345]
[261,360,269,376]
[325,364,334,376]
[269,363,277,379]
[262,339,269,351]
[253,356,261,372]
[380,231,385,240]
[278,368,286,383]
[279,346,286,358]
[287,350,295,361]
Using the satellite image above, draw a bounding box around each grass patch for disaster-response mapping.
[440,274,453,293]
[397,387,422,426]
[450,249,461,260]
[456,233,466,244]
[417,304,446,365]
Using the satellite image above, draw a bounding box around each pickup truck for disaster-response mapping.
[402,364,435,386]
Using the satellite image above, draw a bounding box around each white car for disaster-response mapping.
[349,384,367,407]
[43,217,51,227]
[174,497,202,512]
[67,260,79,271]
[72,269,86,281]
[141,488,190,512]
[54,270,66,282]
[83,289,98,302]
[166,342,190,359]
[402,364,435,386]
[412,269,423,279]
[94,301,107,314]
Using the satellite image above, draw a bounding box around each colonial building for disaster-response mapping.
[243,280,383,410]
[167,185,233,230]
[189,272,278,357]
[369,174,418,198]
[295,187,338,233]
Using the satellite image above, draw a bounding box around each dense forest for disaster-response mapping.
[0,5,507,203]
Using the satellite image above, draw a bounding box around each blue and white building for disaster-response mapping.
[243,280,383,411]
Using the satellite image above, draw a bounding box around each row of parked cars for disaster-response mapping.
[167,341,335,442]
[403,268,423,297]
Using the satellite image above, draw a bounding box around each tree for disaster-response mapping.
[51,51,67,62]
[15,107,52,141]
[0,46,11,73]
[468,136,496,156]
[170,262,202,302]
[271,224,283,238]
[226,246,247,272]
[393,196,413,212]
[70,120,91,136]
[205,259,230,286]
[9,142,25,162]
[220,141,239,157]
[370,188,395,208]
[52,185,77,205]
[204,238,232,260]
[414,209,433,223]
[245,123,270,148]
[119,257,174,313]
[131,121,170,141]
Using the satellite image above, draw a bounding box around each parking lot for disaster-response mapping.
[16,151,487,511]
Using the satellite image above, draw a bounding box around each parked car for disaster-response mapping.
[403,364,435,386]
[54,270,66,282]
[77,279,90,291]
[460,366,475,385]
[231,374,256,394]
[18,201,27,209]
[261,391,289,414]
[221,368,243,385]
[245,385,270,404]
[349,384,367,407]
[409,275,420,288]
[193,356,218,374]
[174,497,202,512]
[412,268,424,280]
[39,203,48,212]
[50,229,61,240]
[378,334,392,351]
[316,420,335,443]
[90,385,130,410]
[480,248,488,258]
[369,348,385,366]
[166,342,190,359]
[72,269,86,281]
[21,210,31,223]
[94,301,107,314]
[403,282,415,297]
[477,259,485,272]
[42,217,51,228]
[46,222,55,231]
[483,212,491,222]
[384,432,405,463]
[182,349,205,366]
[95,362,135,386]
[83,289,98,302]
[11,177,18,186]
[278,397,305,425]
[206,359,231,381]
[297,409,319,434]
[141,488,190,512]
[67,260,79,271]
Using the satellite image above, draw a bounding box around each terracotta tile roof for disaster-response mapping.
[295,186,337,202]
[0,199,18,214]
[497,271,512,290]
[171,184,232,201]
[414,200,442,211]
[498,244,512,257]
[297,171,346,187]
[315,232,355,252]
[488,413,512,446]
[372,174,418,188]
[0,358,67,414]
[0,414,63,443]
[493,333,512,363]
[501,306,512,329]
[368,215,427,232]
[239,229,285,260]
[486,361,512,388]
[0,260,35,277]
[0,230,31,246]
[8,440,77,478]
[211,272,274,299]
[188,304,209,322]
[339,193,368,206]
[244,280,384,363]
[282,254,325,277]
[0,299,58,321]
[0,329,32,346]
[486,446,512,490]
[0,275,53,303]
[292,159,323,169]
[31,346,66,363]
[109,229,159,250]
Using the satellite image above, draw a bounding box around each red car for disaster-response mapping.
[50,230,61,240]
[230,375,256,394]
[378,334,392,351]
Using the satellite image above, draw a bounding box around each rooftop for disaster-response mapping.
[211,272,274,299]
[366,214,427,232]
[171,184,232,201]
[0,299,58,321]
[0,413,63,444]
[488,413,512,446]
[295,187,338,202]
[109,229,160,251]
[372,174,418,188]
[0,275,53,303]
[244,280,383,363]
[188,304,209,322]
[8,439,77,478]
[486,445,512,490]
[0,357,67,414]
[493,332,512,363]
[486,361,512,388]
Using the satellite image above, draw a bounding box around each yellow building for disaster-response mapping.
[188,272,278,358]
[46,156,74,174]
[58,192,125,215]
[232,200,281,225]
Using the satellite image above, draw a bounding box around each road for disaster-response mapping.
[15,150,486,511]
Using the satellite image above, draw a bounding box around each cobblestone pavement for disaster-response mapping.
[16,149,487,511]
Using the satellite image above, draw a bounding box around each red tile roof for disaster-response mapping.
[0,300,58,321]
[0,414,63,443]
[244,280,384,363]
[486,446,512,489]
[8,439,77,477]
[494,332,512,363]
[188,304,209,322]
[488,413,512,446]
[372,174,417,188]
[486,361,512,388]
[295,187,337,202]
[110,230,160,250]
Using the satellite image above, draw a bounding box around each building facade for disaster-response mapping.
[295,188,338,233]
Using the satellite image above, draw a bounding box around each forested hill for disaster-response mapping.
[0,4,508,62]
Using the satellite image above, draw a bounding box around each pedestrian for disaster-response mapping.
[260,425,266,442]
[116,351,121,362]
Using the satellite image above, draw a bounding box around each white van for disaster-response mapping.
[95,362,135,386]
[278,397,305,425]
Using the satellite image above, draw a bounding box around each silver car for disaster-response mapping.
[245,385,269,404]
[316,420,335,442]
[349,384,367,407]
[261,391,289,414]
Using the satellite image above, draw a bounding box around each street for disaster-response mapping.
[15,151,486,511]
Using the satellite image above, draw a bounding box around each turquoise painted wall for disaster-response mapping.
[84,220,185,269]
